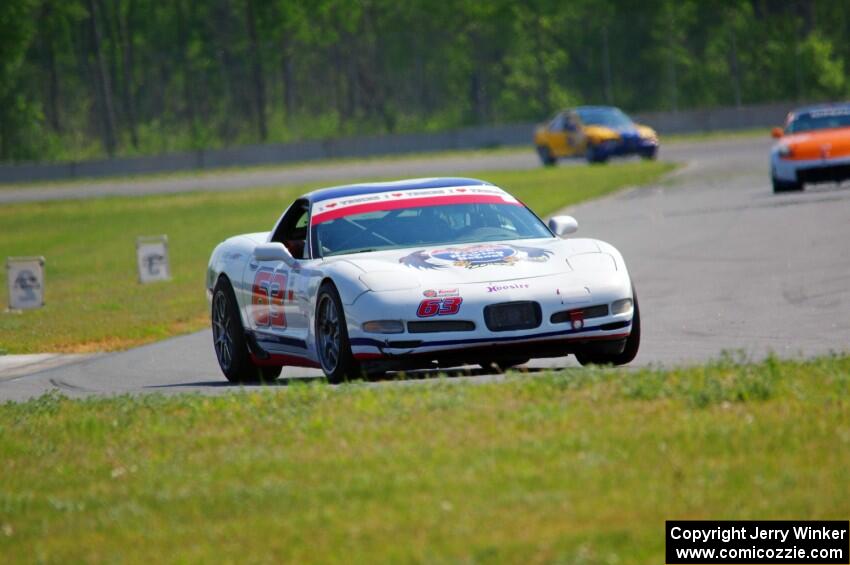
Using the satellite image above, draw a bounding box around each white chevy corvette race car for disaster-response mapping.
[206,177,640,383]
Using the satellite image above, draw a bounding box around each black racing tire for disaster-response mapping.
[575,289,641,366]
[315,281,360,384]
[772,176,803,193]
[260,365,283,380]
[586,143,609,164]
[212,277,280,384]
[480,358,531,372]
[641,147,658,160]
[536,145,557,167]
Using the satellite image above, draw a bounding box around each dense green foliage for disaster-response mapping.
[2,0,849,161]
[0,159,673,352]
[0,354,847,562]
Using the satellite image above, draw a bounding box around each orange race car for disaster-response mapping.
[770,103,850,193]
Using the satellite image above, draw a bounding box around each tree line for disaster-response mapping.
[1,0,848,162]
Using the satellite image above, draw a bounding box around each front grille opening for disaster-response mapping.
[407,320,476,333]
[550,304,609,324]
[798,164,850,184]
[387,340,423,348]
[484,301,542,332]
[600,321,630,331]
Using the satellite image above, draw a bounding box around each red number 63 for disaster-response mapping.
[417,297,462,318]
[252,269,287,328]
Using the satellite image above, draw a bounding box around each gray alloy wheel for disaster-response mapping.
[315,282,358,383]
[212,288,235,373]
[316,293,341,374]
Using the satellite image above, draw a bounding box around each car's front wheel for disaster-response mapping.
[586,143,609,164]
[315,281,359,384]
[575,290,641,366]
[772,176,803,193]
[641,147,658,160]
[212,277,281,383]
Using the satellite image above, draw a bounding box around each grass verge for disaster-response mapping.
[663,127,770,144]
[0,128,759,192]
[0,145,529,191]
[0,161,674,353]
[0,353,847,562]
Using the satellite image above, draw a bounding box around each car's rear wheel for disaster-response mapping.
[772,176,803,193]
[586,143,609,164]
[641,147,658,160]
[536,145,557,167]
[575,290,641,367]
[212,277,281,383]
[315,281,359,384]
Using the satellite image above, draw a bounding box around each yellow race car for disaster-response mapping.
[534,106,658,165]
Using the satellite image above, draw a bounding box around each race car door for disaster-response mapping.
[244,199,313,364]
[564,112,586,155]
[544,113,570,157]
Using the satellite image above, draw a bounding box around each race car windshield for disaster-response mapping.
[576,107,633,129]
[786,108,850,133]
[312,202,552,258]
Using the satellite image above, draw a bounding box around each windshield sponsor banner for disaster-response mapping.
[310,186,519,225]
[807,106,850,119]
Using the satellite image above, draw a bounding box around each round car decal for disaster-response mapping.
[431,244,517,267]
[400,244,552,269]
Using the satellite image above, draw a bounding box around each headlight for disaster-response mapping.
[611,298,633,315]
[567,252,616,272]
[777,144,793,159]
[362,320,404,334]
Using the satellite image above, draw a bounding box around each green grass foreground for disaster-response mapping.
[0,354,847,562]
[0,161,673,353]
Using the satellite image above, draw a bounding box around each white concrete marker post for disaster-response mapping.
[136,235,171,283]
[6,256,46,311]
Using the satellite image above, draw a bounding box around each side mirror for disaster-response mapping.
[548,215,578,237]
[254,242,294,264]
[771,127,783,139]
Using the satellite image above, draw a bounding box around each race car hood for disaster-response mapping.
[331,237,612,287]
[779,127,850,160]
[583,123,654,143]
[635,124,658,140]
[583,125,621,142]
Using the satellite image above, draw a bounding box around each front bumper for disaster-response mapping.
[596,137,657,158]
[351,321,632,371]
[772,153,850,183]
[345,277,634,369]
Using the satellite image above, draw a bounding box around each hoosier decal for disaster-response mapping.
[487,282,530,293]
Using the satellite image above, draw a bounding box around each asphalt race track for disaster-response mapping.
[3,136,850,400]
